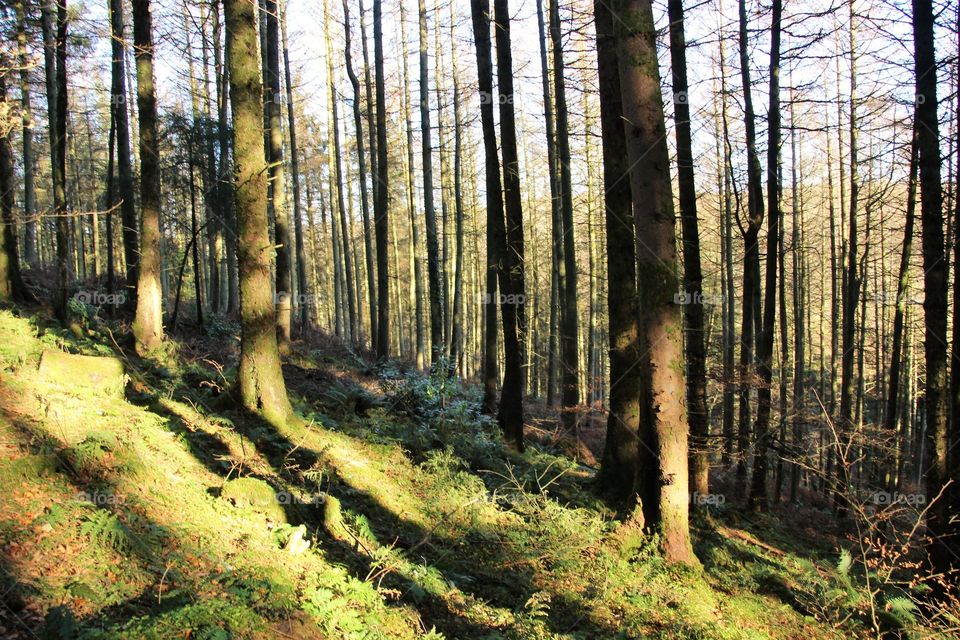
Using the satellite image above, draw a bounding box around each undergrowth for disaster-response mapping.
[0,306,934,639]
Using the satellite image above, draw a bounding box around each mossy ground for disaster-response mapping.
[0,304,887,638]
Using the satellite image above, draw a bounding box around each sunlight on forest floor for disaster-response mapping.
[0,304,883,638]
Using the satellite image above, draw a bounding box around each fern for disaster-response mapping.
[883,595,919,627]
[835,548,856,597]
[80,510,137,553]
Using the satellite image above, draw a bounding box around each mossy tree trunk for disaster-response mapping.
[15,0,38,270]
[224,0,294,428]
[263,0,293,350]
[131,0,165,355]
[0,74,29,301]
[612,0,697,566]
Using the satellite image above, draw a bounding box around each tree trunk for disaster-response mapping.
[213,0,239,315]
[42,0,70,322]
[0,74,29,301]
[398,0,425,367]
[716,9,736,466]
[263,0,293,349]
[15,0,38,269]
[225,0,294,428]
[343,0,376,342]
[735,0,764,497]
[418,0,443,365]
[836,0,859,513]
[613,0,696,566]
[325,0,357,344]
[549,0,580,430]
[470,0,507,421]
[748,0,782,512]
[449,6,465,374]
[535,0,561,407]
[493,0,526,451]
[131,0,165,355]
[373,0,390,359]
[108,0,139,296]
[281,1,308,330]
[667,0,709,502]
[913,0,954,576]
[595,0,647,508]
[789,96,805,504]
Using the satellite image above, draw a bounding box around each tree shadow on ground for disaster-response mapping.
[222,405,619,639]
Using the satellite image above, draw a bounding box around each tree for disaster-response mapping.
[613,0,696,565]
[748,0,782,512]
[281,0,308,330]
[41,0,69,322]
[549,0,580,429]
[448,4,466,374]
[263,0,294,349]
[595,0,646,506]
[130,0,164,355]
[419,0,443,364]
[14,0,37,269]
[912,0,954,577]
[470,0,500,415]
[108,0,139,294]
[224,0,294,428]
[493,0,525,450]
[343,0,376,341]
[373,0,390,359]
[734,0,764,493]
[836,0,860,512]
[0,73,29,301]
[535,0,561,407]
[325,0,356,344]
[666,0,709,502]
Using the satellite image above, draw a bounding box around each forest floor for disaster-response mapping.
[0,301,926,639]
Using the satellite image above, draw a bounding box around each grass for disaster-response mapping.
[0,304,884,639]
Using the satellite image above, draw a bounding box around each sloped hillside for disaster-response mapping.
[0,306,859,638]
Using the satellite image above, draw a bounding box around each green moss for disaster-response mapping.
[0,454,59,485]
[220,477,287,523]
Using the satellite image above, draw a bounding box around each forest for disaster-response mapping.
[0,0,958,637]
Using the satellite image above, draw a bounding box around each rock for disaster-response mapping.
[38,349,126,397]
[220,477,287,523]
